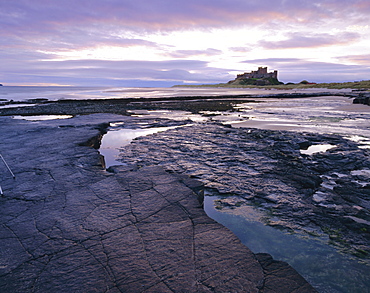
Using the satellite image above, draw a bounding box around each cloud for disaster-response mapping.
[0,26,159,53]
[229,47,254,53]
[2,0,368,36]
[165,48,222,58]
[0,58,233,86]
[2,1,367,56]
[241,58,370,82]
[1,1,369,86]
[336,54,370,65]
[259,32,361,49]
[55,34,159,51]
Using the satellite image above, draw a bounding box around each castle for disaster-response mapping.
[236,67,278,80]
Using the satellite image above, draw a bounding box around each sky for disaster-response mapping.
[1,0,370,87]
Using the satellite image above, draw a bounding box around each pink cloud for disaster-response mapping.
[337,54,370,65]
[1,0,368,54]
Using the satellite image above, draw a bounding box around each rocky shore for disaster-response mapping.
[1,91,369,291]
[0,112,317,291]
[0,91,359,117]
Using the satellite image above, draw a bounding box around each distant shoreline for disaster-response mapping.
[174,80,370,90]
[1,79,370,91]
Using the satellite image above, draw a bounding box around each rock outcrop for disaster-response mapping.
[353,92,370,106]
[0,114,316,292]
[118,123,370,260]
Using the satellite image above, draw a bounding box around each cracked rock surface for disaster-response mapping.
[0,114,315,292]
[118,122,370,259]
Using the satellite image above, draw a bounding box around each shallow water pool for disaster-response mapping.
[300,144,336,155]
[204,194,370,293]
[12,115,73,121]
[100,126,180,168]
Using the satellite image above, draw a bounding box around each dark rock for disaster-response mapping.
[117,122,370,259]
[26,98,49,103]
[0,115,316,292]
[292,173,321,189]
[256,253,318,293]
[353,93,370,106]
[297,140,311,150]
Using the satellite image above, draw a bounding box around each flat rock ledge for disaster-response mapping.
[0,115,315,292]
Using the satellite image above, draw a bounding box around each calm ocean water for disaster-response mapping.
[0,85,347,103]
[0,86,113,102]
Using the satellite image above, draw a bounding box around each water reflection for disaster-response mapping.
[12,115,73,121]
[346,135,370,149]
[300,144,336,155]
[127,109,207,122]
[204,194,370,293]
[100,125,185,168]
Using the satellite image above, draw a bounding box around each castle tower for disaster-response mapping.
[257,67,268,74]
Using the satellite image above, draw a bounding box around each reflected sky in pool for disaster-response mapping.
[12,115,73,121]
[204,194,370,293]
[300,144,336,155]
[100,126,181,168]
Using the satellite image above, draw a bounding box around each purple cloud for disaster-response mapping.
[0,58,233,86]
[241,58,370,82]
[1,1,369,85]
[229,47,254,53]
[259,32,361,49]
[166,48,223,58]
[1,0,368,35]
[2,1,367,56]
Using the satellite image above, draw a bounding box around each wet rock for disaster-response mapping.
[117,122,370,259]
[353,93,370,106]
[256,253,318,293]
[296,140,311,150]
[26,98,49,103]
[0,115,316,292]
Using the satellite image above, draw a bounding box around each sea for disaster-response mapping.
[0,85,350,103]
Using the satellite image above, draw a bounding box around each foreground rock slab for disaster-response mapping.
[0,115,315,292]
[118,122,370,259]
